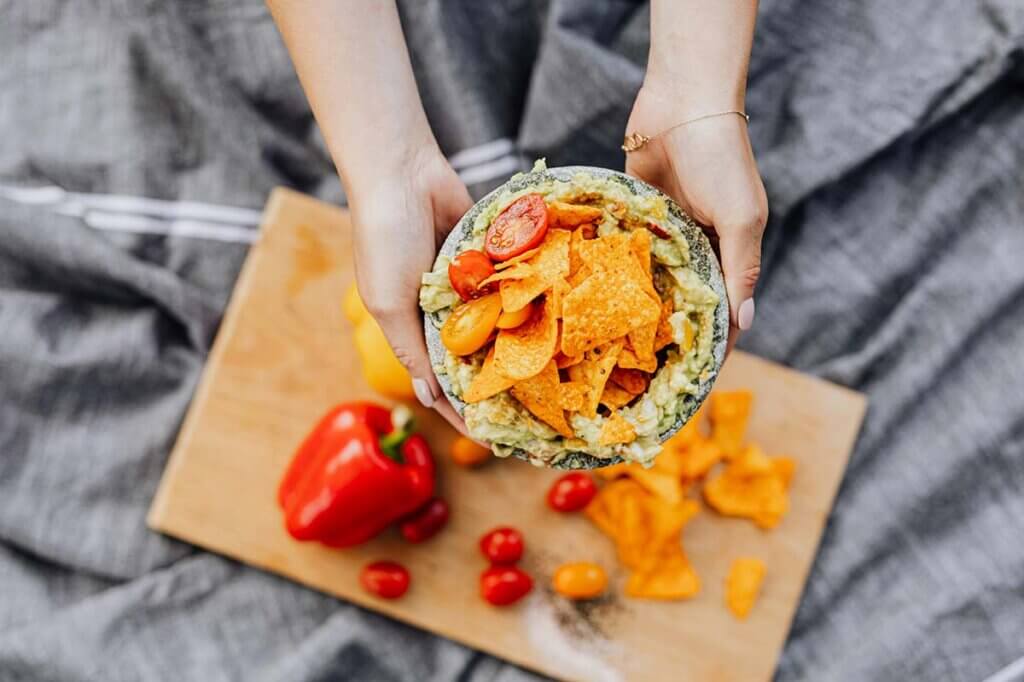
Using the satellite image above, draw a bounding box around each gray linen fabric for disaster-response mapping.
[2,1,1024,680]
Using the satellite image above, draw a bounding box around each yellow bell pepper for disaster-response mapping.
[344,283,415,400]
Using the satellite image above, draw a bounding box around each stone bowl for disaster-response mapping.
[423,165,728,469]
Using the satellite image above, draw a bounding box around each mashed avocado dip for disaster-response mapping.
[420,162,721,468]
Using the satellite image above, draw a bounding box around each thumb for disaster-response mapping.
[716,208,766,334]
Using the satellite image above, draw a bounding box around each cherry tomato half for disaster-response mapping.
[485,194,549,261]
[547,472,597,512]
[480,565,534,606]
[440,292,503,356]
[552,562,608,600]
[448,249,496,301]
[495,301,534,330]
[479,526,524,564]
[360,561,410,599]
[398,498,450,543]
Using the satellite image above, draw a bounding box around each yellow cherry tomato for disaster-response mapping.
[343,282,371,325]
[552,562,608,600]
[495,302,534,330]
[440,293,502,356]
[450,436,492,467]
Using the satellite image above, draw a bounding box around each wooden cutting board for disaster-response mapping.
[148,187,866,682]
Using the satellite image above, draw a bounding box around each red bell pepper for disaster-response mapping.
[278,402,435,548]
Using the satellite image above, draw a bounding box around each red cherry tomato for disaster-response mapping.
[398,498,450,543]
[484,194,549,261]
[480,566,534,606]
[547,472,597,512]
[360,561,410,599]
[479,526,525,564]
[448,249,496,301]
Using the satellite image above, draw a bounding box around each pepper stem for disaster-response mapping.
[379,404,415,462]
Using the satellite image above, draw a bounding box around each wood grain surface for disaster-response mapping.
[148,187,867,682]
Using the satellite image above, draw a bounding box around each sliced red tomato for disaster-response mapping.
[440,293,503,356]
[484,194,549,261]
[360,561,410,599]
[448,250,496,301]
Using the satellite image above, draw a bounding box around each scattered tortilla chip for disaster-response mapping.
[568,228,586,277]
[599,411,637,445]
[629,466,684,504]
[493,245,541,270]
[559,381,590,411]
[725,558,766,619]
[704,449,791,529]
[479,263,535,286]
[547,201,603,229]
[494,293,558,381]
[709,390,753,458]
[679,439,723,479]
[463,347,515,403]
[567,340,623,418]
[625,542,701,600]
[609,367,648,395]
[549,277,570,319]
[499,229,571,312]
[567,263,590,288]
[510,360,573,437]
[599,383,635,409]
[773,457,797,488]
[731,444,774,477]
[654,299,676,352]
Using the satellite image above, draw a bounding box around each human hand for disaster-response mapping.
[348,145,473,432]
[625,84,768,353]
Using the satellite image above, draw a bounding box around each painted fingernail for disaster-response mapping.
[412,378,436,407]
[737,298,756,331]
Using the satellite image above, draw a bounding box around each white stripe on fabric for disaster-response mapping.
[447,138,515,170]
[983,655,1024,682]
[0,184,262,225]
[457,154,525,186]
[79,211,258,244]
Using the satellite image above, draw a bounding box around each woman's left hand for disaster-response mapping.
[625,83,768,352]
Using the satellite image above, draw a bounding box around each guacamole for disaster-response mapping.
[420,163,722,468]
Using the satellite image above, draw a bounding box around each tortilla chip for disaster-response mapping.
[626,542,701,600]
[703,453,791,530]
[609,367,648,395]
[773,457,797,488]
[499,229,571,312]
[654,299,675,352]
[595,463,631,481]
[627,317,658,370]
[479,263,535,286]
[549,277,569,320]
[493,245,541,270]
[629,228,652,278]
[709,390,753,458]
[584,478,642,541]
[547,201,603,229]
[559,381,590,411]
[726,557,766,619]
[493,293,558,381]
[510,360,573,437]
[567,340,623,418]
[600,383,635,409]
[562,274,659,357]
[599,411,636,445]
[732,444,774,477]
[567,263,590,289]
[555,352,584,369]
[683,317,695,351]
[617,345,658,372]
[620,466,684,504]
[463,347,515,403]
[568,228,586,277]
[679,439,723,479]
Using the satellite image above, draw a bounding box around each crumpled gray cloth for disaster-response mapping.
[2,1,1024,680]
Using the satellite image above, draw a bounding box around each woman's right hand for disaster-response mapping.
[348,145,473,433]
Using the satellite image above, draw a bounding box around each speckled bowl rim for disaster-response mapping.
[423,165,729,470]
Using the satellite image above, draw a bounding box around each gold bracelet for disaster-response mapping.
[622,110,749,152]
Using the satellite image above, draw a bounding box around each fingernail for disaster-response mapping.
[412,378,436,407]
[737,298,756,331]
